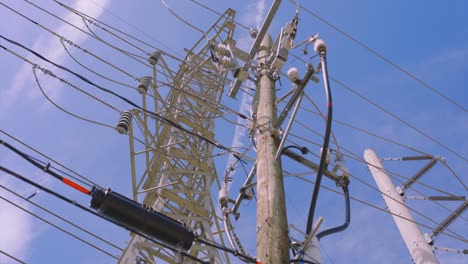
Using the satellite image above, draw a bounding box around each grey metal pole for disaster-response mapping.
[255,34,290,264]
[364,149,439,264]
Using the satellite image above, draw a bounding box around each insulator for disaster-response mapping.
[401,158,438,193]
[116,111,132,134]
[314,39,327,54]
[214,43,231,57]
[148,50,161,65]
[431,200,467,238]
[90,187,195,250]
[320,147,332,165]
[218,56,234,70]
[137,76,152,94]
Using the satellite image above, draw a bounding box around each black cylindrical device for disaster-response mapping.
[90,187,195,250]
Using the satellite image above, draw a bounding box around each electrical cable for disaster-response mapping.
[315,182,350,240]
[291,0,467,112]
[0,129,100,187]
[0,183,124,252]
[160,0,207,39]
[190,0,249,30]
[0,35,234,155]
[290,259,318,264]
[18,0,153,68]
[284,38,466,163]
[0,194,119,260]
[1,139,252,262]
[1,1,180,84]
[331,76,467,162]
[0,165,209,264]
[33,66,116,130]
[194,236,258,263]
[0,249,26,264]
[0,139,91,195]
[85,0,185,60]
[306,49,333,235]
[290,172,467,243]
[337,151,467,241]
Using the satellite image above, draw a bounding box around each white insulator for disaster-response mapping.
[214,43,231,57]
[303,237,322,263]
[314,39,327,53]
[287,67,300,82]
[148,50,161,65]
[116,111,132,134]
[320,147,332,165]
[219,187,229,207]
[218,56,233,70]
[137,76,152,94]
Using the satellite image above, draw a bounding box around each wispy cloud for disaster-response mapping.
[0,0,111,118]
[0,0,110,261]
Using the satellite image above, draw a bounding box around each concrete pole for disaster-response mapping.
[255,34,290,264]
[364,149,439,264]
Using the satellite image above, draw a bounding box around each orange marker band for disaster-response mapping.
[63,178,90,195]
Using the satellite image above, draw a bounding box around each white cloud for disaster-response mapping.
[0,0,111,117]
[0,0,110,261]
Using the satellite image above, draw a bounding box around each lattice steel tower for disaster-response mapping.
[118,9,236,264]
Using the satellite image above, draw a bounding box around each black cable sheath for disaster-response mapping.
[0,166,208,264]
[306,51,333,234]
[0,139,64,182]
[316,185,350,240]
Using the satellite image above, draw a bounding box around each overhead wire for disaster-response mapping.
[0,194,119,260]
[336,150,467,241]
[0,249,26,264]
[0,184,124,251]
[190,0,250,30]
[0,1,179,84]
[18,0,153,68]
[86,0,185,60]
[32,66,117,130]
[160,0,208,39]
[183,0,467,163]
[0,35,239,156]
[0,183,124,251]
[0,166,209,264]
[290,0,467,112]
[289,171,467,243]
[331,77,467,162]
[0,129,99,187]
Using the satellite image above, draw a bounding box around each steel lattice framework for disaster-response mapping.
[118,9,237,264]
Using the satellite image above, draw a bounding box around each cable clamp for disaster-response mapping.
[43,163,51,172]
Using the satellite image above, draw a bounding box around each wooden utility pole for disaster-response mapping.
[364,149,440,264]
[255,34,290,264]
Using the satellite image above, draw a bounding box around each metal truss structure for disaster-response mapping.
[118,9,237,264]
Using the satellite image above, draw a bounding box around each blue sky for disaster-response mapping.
[0,0,466,263]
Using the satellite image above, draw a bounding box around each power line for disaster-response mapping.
[18,0,152,68]
[0,165,209,264]
[0,249,26,264]
[0,194,119,260]
[0,35,238,156]
[0,129,99,187]
[293,1,467,112]
[0,183,124,251]
[330,77,467,162]
[289,173,467,243]
[32,66,117,130]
